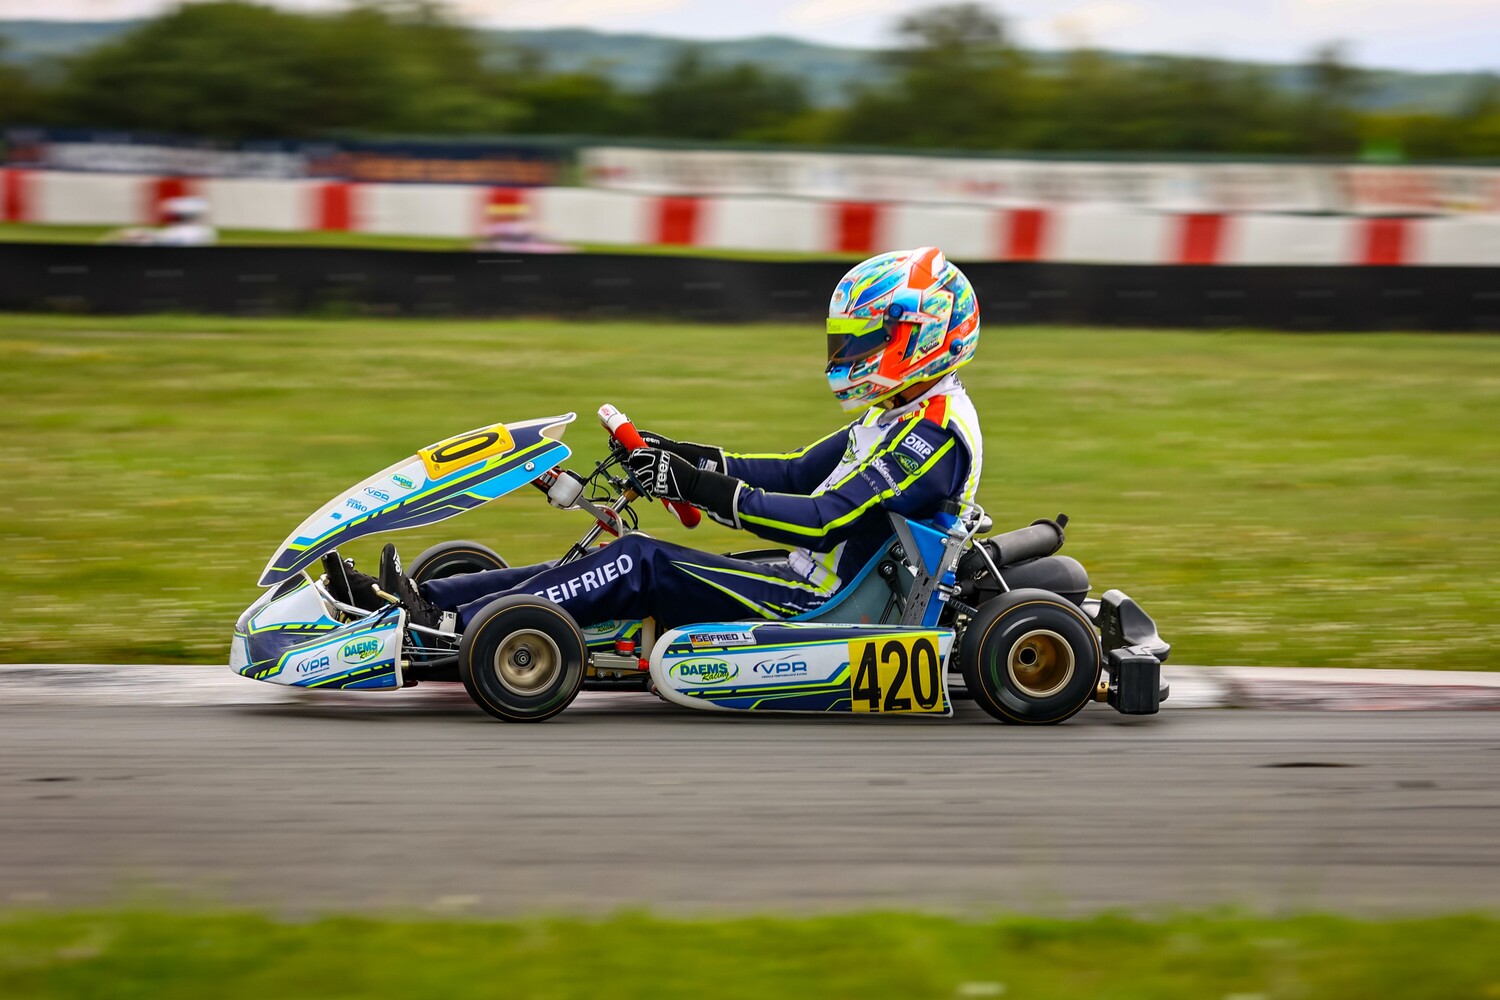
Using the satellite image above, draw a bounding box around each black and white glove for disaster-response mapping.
[612,430,726,473]
[624,447,742,527]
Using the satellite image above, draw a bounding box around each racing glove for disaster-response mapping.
[613,430,726,473]
[625,447,742,528]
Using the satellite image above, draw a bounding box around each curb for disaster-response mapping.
[3,664,1499,712]
[1164,665,1500,711]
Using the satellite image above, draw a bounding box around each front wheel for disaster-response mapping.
[458,595,586,722]
[409,540,507,584]
[958,588,1102,725]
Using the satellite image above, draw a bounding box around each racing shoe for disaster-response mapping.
[320,551,383,612]
[379,543,450,632]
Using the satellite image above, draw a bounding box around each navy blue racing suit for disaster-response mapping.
[422,377,983,631]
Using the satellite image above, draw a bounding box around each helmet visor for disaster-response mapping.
[826,316,890,365]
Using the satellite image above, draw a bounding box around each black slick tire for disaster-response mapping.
[958,588,1102,725]
[409,540,508,583]
[458,595,586,723]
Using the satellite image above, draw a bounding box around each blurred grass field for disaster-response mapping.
[3,313,1497,668]
[3,908,1498,999]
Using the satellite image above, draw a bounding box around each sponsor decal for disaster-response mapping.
[689,629,755,647]
[841,437,858,464]
[344,497,369,512]
[340,636,383,664]
[364,488,390,502]
[753,659,808,676]
[583,619,622,636]
[669,659,738,684]
[294,654,331,676]
[895,453,922,477]
[536,553,633,604]
[901,432,934,459]
[863,457,903,496]
[392,474,415,490]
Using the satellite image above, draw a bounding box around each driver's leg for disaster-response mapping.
[448,534,830,631]
[420,561,555,611]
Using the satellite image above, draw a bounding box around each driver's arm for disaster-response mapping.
[728,418,964,547]
[639,426,849,495]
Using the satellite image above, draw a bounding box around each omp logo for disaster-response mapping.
[670,660,738,684]
[753,659,808,676]
[392,474,415,490]
[900,432,934,459]
[340,637,383,664]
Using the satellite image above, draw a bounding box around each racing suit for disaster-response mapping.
[422,375,983,631]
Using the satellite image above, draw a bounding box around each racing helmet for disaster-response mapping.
[825,247,979,411]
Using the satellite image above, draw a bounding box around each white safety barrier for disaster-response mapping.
[4,168,1500,265]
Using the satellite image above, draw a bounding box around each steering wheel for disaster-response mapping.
[598,404,702,529]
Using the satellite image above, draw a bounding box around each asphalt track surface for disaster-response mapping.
[3,670,1499,916]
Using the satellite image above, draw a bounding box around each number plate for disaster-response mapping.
[418,424,515,480]
[849,633,945,713]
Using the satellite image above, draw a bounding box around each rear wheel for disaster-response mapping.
[959,588,1101,725]
[458,595,586,722]
[409,540,507,584]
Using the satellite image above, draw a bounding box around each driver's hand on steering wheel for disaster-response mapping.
[611,431,726,474]
[624,448,699,505]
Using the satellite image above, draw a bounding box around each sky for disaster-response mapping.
[5,0,1499,74]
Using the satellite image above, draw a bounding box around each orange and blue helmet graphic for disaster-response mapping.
[826,247,980,411]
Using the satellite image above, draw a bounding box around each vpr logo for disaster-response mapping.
[753,659,808,676]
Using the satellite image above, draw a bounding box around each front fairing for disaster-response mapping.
[232,578,407,690]
[258,413,575,588]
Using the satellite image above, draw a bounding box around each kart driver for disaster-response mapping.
[360,246,985,635]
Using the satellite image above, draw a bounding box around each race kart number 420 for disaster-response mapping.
[849,634,944,713]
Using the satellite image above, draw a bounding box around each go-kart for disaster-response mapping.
[231,406,1171,724]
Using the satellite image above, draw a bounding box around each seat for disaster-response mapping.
[787,543,904,625]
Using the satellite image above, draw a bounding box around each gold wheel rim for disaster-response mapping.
[492,628,562,696]
[1007,628,1075,699]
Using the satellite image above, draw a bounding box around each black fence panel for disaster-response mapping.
[1,242,1496,330]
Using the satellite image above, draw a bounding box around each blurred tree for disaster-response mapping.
[640,49,809,141]
[9,0,1500,160]
[0,38,45,124]
[837,3,1028,149]
[1298,42,1365,155]
[52,1,520,138]
[510,72,643,136]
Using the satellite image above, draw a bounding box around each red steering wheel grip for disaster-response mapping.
[599,405,702,529]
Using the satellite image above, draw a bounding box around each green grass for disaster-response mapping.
[2,909,1498,999]
[0,222,860,259]
[3,314,1498,668]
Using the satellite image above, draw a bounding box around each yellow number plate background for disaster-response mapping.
[849,632,945,714]
[418,424,515,480]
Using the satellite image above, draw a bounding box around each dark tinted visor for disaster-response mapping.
[826,316,889,364]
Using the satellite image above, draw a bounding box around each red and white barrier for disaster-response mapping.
[5,168,1500,265]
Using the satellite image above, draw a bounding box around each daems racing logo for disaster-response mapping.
[669,660,738,684]
[340,637,383,664]
[391,474,415,490]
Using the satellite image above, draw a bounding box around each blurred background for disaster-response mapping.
[1,0,1499,255]
[2,6,1500,988]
